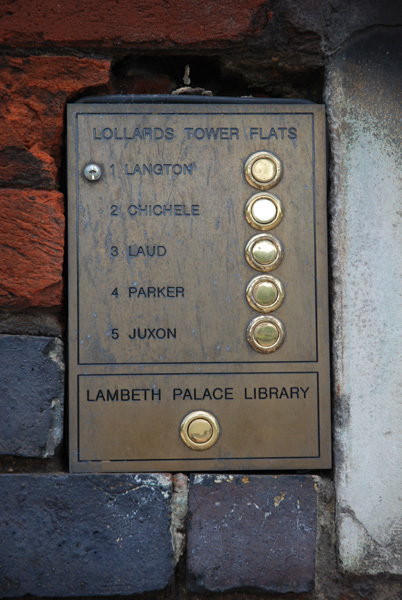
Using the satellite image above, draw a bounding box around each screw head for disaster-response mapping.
[84,163,102,181]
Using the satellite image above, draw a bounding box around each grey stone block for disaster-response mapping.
[0,473,174,597]
[0,335,64,457]
[326,28,402,575]
[187,474,317,593]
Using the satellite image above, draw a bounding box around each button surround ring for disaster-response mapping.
[180,410,220,451]
[244,151,283,190]
[246,274,285,313]
[245,192,283,231]
[245,233,284,272]
[246,315,285,353]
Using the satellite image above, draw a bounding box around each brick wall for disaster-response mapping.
[0,1,401,598]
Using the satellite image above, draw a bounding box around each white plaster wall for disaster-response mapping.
[326,29,402,574]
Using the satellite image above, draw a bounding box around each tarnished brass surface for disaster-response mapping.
[180,411,220,450]
[67,100,331,472]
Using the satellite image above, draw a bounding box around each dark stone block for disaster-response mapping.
[323,0,402,52]
[187,474,317,593]
[0,335,64,457]
[0,473,174,596]
[330,28,401,147]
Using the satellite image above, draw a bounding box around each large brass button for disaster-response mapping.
[188,418,212,444]
[244,151,283,190]
[245,192,283,230]
[246,275,284,313]
[247,315,285,353]
[245,233,284,272]
[180,411,220,451]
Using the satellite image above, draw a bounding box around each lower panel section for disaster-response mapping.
[70,371,329,471]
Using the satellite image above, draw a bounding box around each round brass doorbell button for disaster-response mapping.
[188,418,212,443]
[180,411,220,450]
[245,233,284,272]
[245,192,283,230]
[244,151,283,190]
[247,315,285,353]
[246,275,284,313]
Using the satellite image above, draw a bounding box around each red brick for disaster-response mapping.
[0,57,110,188]
[0,189,64,308]
[0,0,267,49]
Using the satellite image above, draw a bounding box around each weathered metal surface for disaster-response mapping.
[67,100,331,471]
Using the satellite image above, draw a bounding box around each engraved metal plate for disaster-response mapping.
[67,98,331,472]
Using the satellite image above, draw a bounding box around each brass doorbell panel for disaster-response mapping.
[67,97,331,472]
